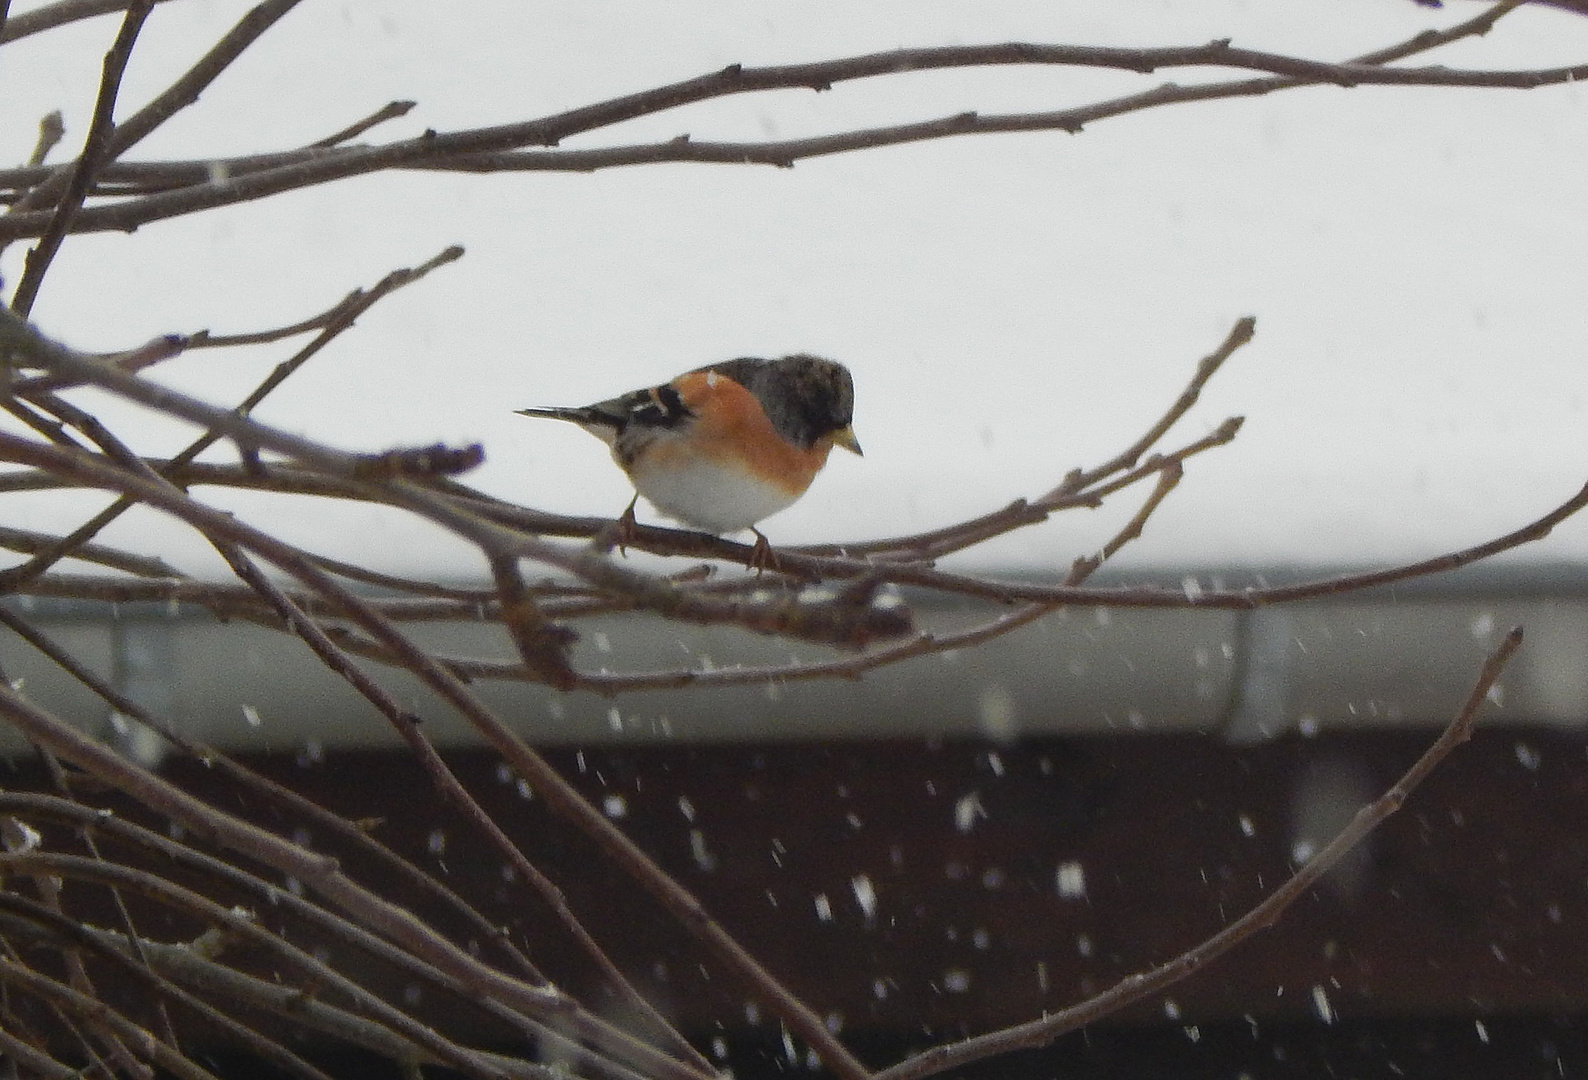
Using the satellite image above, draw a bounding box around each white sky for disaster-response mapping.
[4,1,1588,578]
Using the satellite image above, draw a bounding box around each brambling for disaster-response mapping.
[516,354,860,562]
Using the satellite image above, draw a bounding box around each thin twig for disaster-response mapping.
[0,795,668,1080]
[0,909,568,1080]
[208,548,713,1078]
[32,743,184,1054]
[0,851,538,1080]
[0,3,1555,238]
[1045,317,1253,501]
[0,892,337,1080]
[0,688,711,1080]
[0,1020,82,1080]
[1,299,451,478]
[0,600,540,994]
[8,0,152,315]
[26,111,66,168]
[0,954,210,1080]
[491,554,578,688]
[0,246,462,591]
[2,0,306,227]
[0,0,181,43]
[307,99,417,148]
[0,525,182,577]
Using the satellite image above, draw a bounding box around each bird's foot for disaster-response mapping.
[748,528,782,575]
[596,497,641,555]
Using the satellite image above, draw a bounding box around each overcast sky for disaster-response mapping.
[4,1,1588,577]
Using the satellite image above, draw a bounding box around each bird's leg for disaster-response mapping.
[748,528,782,575]
[596,495,641,555]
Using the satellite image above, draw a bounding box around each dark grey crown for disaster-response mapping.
[697,354,854,450]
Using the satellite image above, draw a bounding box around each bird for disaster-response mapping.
[516,354,860,565]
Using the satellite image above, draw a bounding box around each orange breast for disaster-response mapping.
[669,370,833,496]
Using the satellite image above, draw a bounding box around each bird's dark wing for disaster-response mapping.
[605,383,690,430]
[516,382,691,435]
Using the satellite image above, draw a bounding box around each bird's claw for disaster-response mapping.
[748,529,782,575]
[596,497,641,555]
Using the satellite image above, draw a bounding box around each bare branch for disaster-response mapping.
[0,0,182,44]
[307,99,417,148]
[0,850,551,1080]
[2,0,306,229]
[0,691,715,1080]
[0,245,463,591]
[0,892,339,1080]
[1045,316,1254,502]
[26,111,66,168]
[9,0,152,316]
[0,950,210,1080]
[0,3,1564,239]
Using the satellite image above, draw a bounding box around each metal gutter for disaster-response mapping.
[0,562,1583,761]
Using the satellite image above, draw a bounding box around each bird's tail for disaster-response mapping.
[514,407,627,451]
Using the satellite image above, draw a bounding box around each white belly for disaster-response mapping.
[630,457,800,533]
